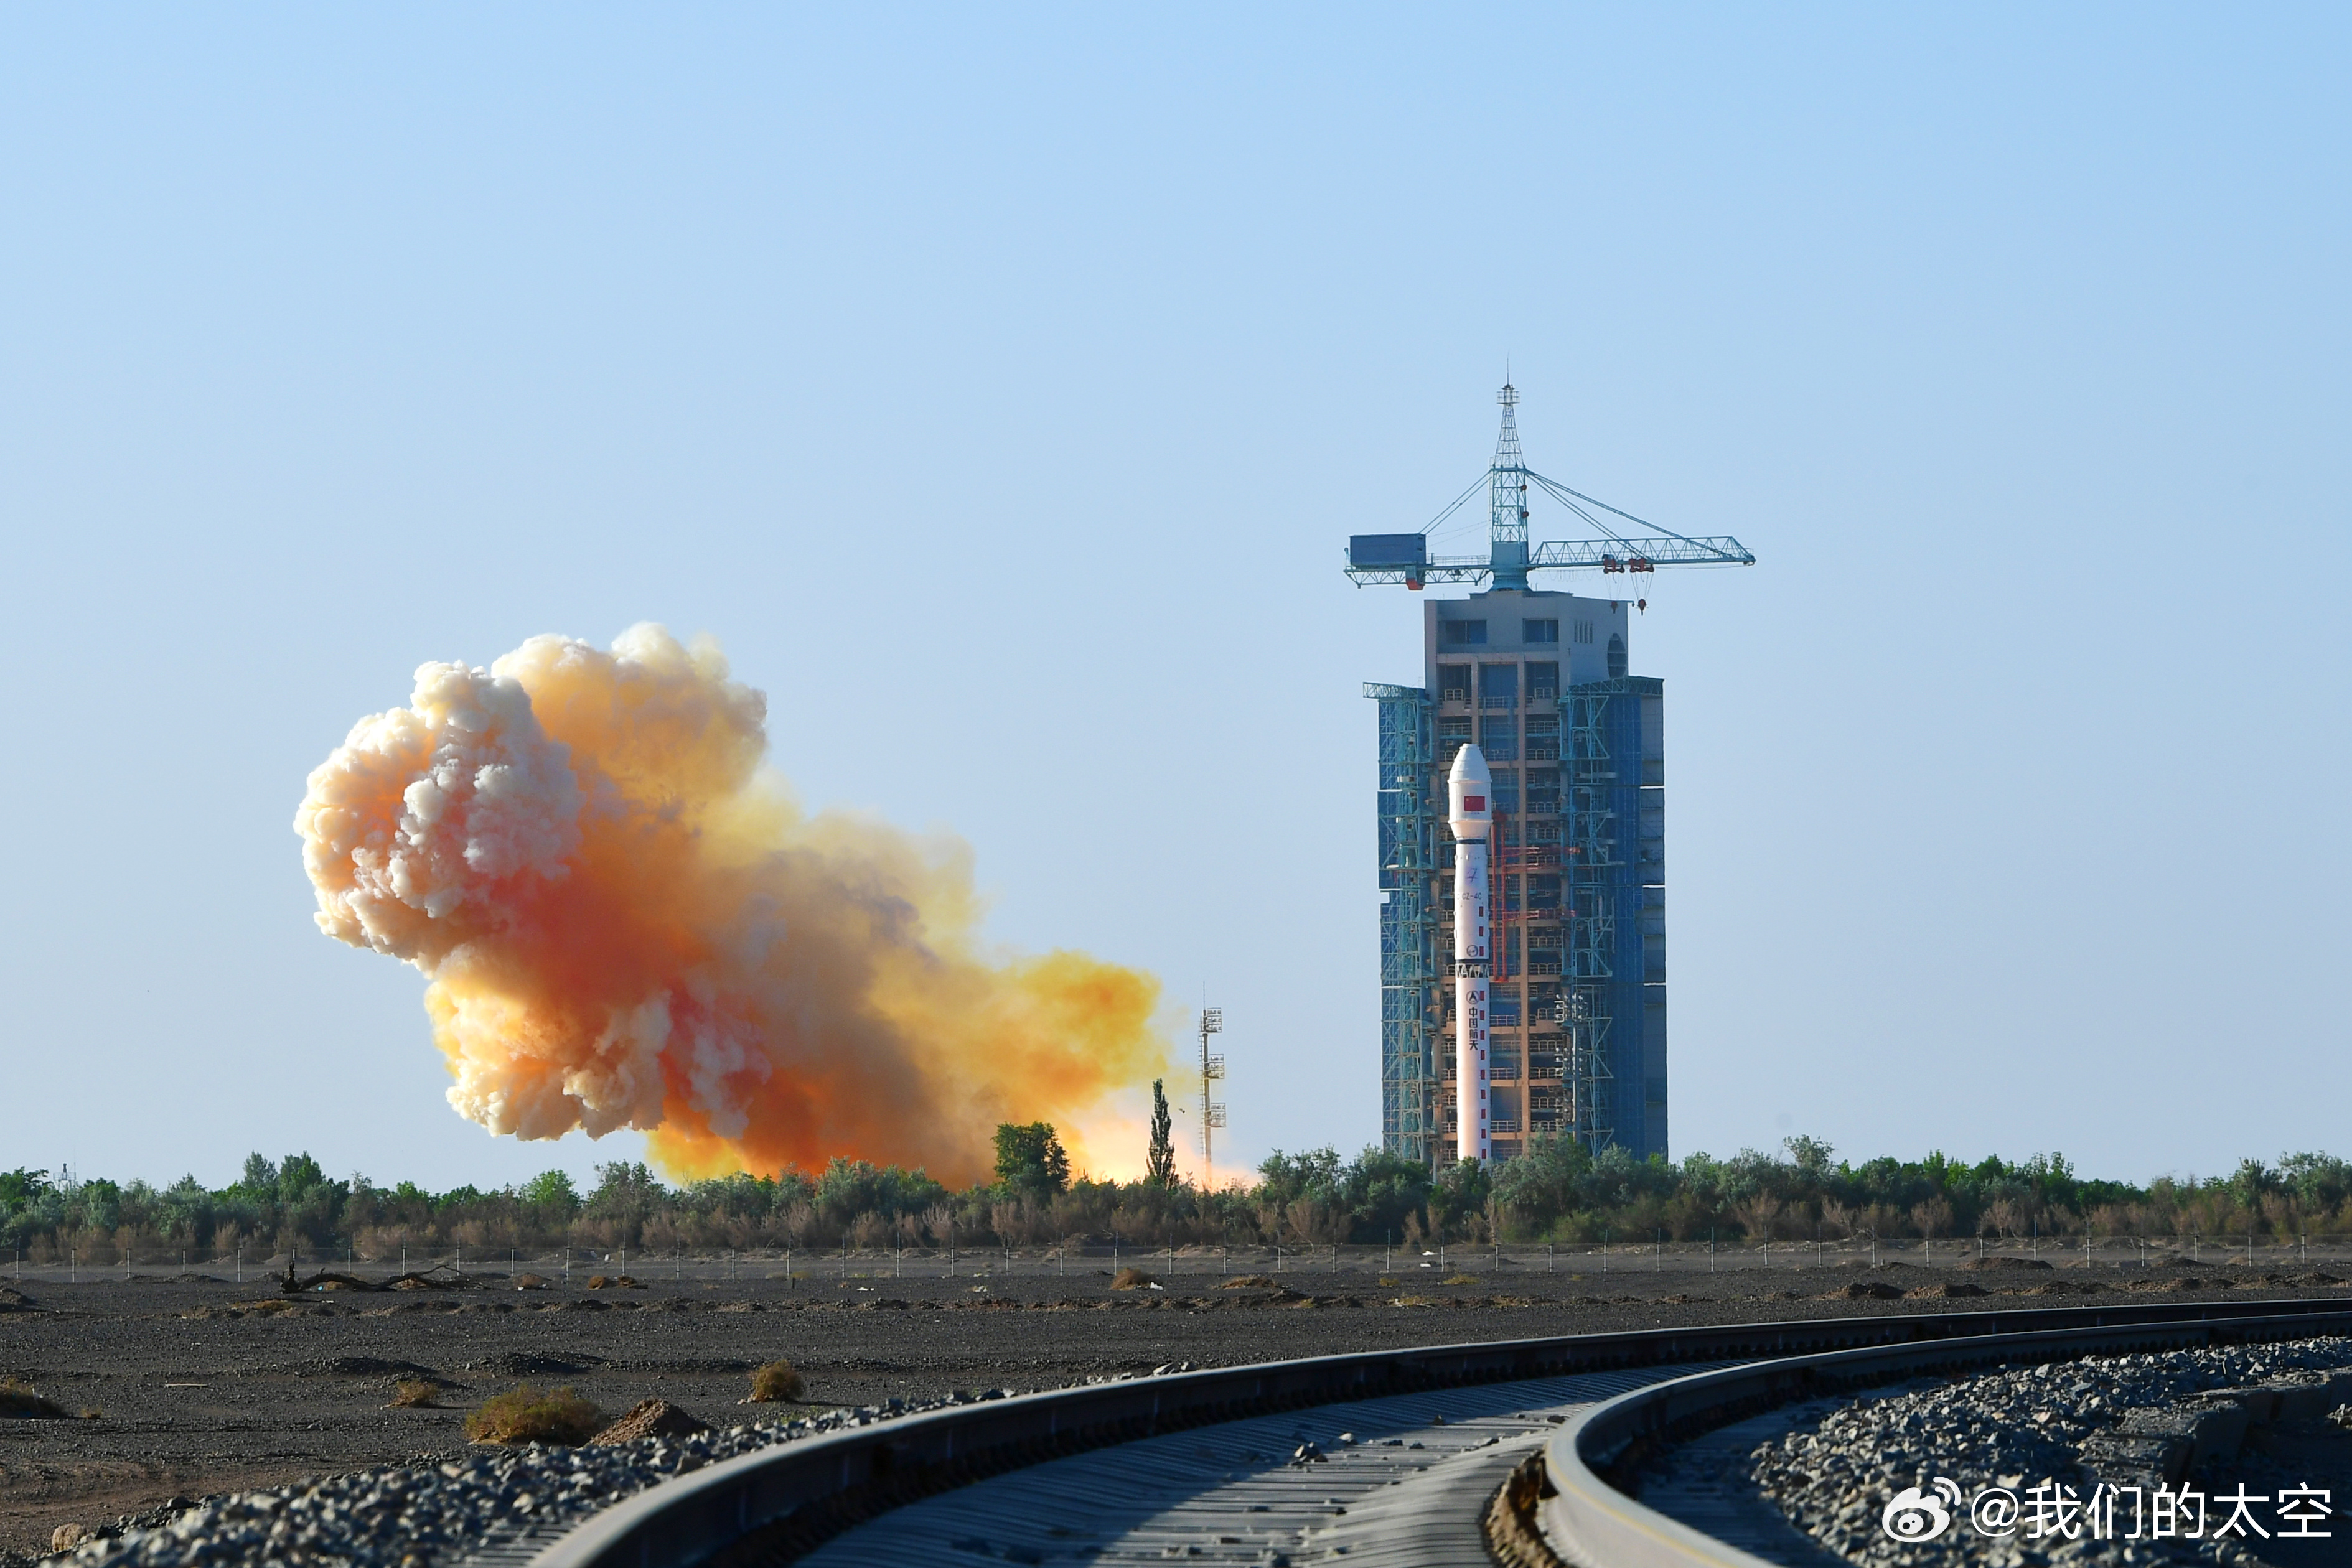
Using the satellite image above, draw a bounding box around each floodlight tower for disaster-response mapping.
[1197,1007,1225,1187]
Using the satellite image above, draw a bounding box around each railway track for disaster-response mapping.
[527,1296,2352,1568]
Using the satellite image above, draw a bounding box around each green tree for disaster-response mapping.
[277,1152,327,1205]
[0,1169,49,1210]
[522,1170,581,1218]
[1491,1134,1592,1234]
[1146,1081,1178,1187]
[993,1122,1071,1195]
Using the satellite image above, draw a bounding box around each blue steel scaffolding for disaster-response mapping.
[1366,681,1439,1164]
[1564,675,1665,1159]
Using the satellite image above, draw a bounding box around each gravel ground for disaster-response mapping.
[2,1262,2343,1564]
[40,1393,1017,1568]
[1745,1332,2352,1567]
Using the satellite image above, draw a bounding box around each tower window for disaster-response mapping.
[1522,618,1558,643]
[1440,619,1488,646]
[1606,633,1628,679]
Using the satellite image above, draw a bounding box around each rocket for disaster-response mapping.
[1447,744,1492,1165]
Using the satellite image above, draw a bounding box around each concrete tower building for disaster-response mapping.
[1367,591,1666,1166]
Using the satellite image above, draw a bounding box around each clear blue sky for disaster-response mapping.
[4,7,2345,1193]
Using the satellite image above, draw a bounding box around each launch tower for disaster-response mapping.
[1352,386,1752,1167]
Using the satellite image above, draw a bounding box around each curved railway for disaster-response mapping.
[525,1296,2352,1568]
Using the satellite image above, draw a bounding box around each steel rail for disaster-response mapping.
[529,1296,2352,1568]
[1539,1302,2352,1568]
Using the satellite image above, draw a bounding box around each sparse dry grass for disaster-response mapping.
[390,1380,439,1408]
[464,1384,602,1445]
[748,1360,804,1403]
[0,1379,70,1419]
[1441,1273,1480,1286]
[1110,1267,1156,1290]
[1219,1274,1280,1289]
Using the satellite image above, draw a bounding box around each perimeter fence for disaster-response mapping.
[6,1231,2349,1287]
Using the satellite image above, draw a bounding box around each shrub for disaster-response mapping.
[390,1380,439,1408]
[1110,1267,1156,1290]
[0,1379,70,1419]
[748,1360,804,1402]
[464,1384,602,1445]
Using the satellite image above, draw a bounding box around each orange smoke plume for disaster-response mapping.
[294,625,1168,1185]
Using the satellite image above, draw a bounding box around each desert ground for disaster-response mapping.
[1,1258,2343,1559]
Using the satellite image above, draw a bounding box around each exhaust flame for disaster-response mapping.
[295,625,1167,1185]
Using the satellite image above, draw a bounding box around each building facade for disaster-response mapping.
[1370,587,1667,1167]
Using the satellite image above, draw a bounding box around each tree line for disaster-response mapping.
[4,1127,2346,1267]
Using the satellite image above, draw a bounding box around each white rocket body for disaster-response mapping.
[1447,744,1492,1165]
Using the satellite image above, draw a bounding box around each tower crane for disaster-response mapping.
[1343,383,1755,592]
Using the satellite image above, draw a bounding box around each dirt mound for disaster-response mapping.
[513,1274,551,1290]
[0,1285,39,1312]
[1905,1282,1987,1299]
[466,1352,605,1378]
[1,1378,73,1418]
[1962,1255,2052,1271]
[1825,1281,1904,1300]
[280,1271,375,1294]
[2289,1272,2346,1287]
[586,1275,644,1290]
[312,1356,440,1378]
[591,1398,711,1445]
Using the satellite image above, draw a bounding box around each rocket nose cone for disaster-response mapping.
[1448,744,1491,786]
